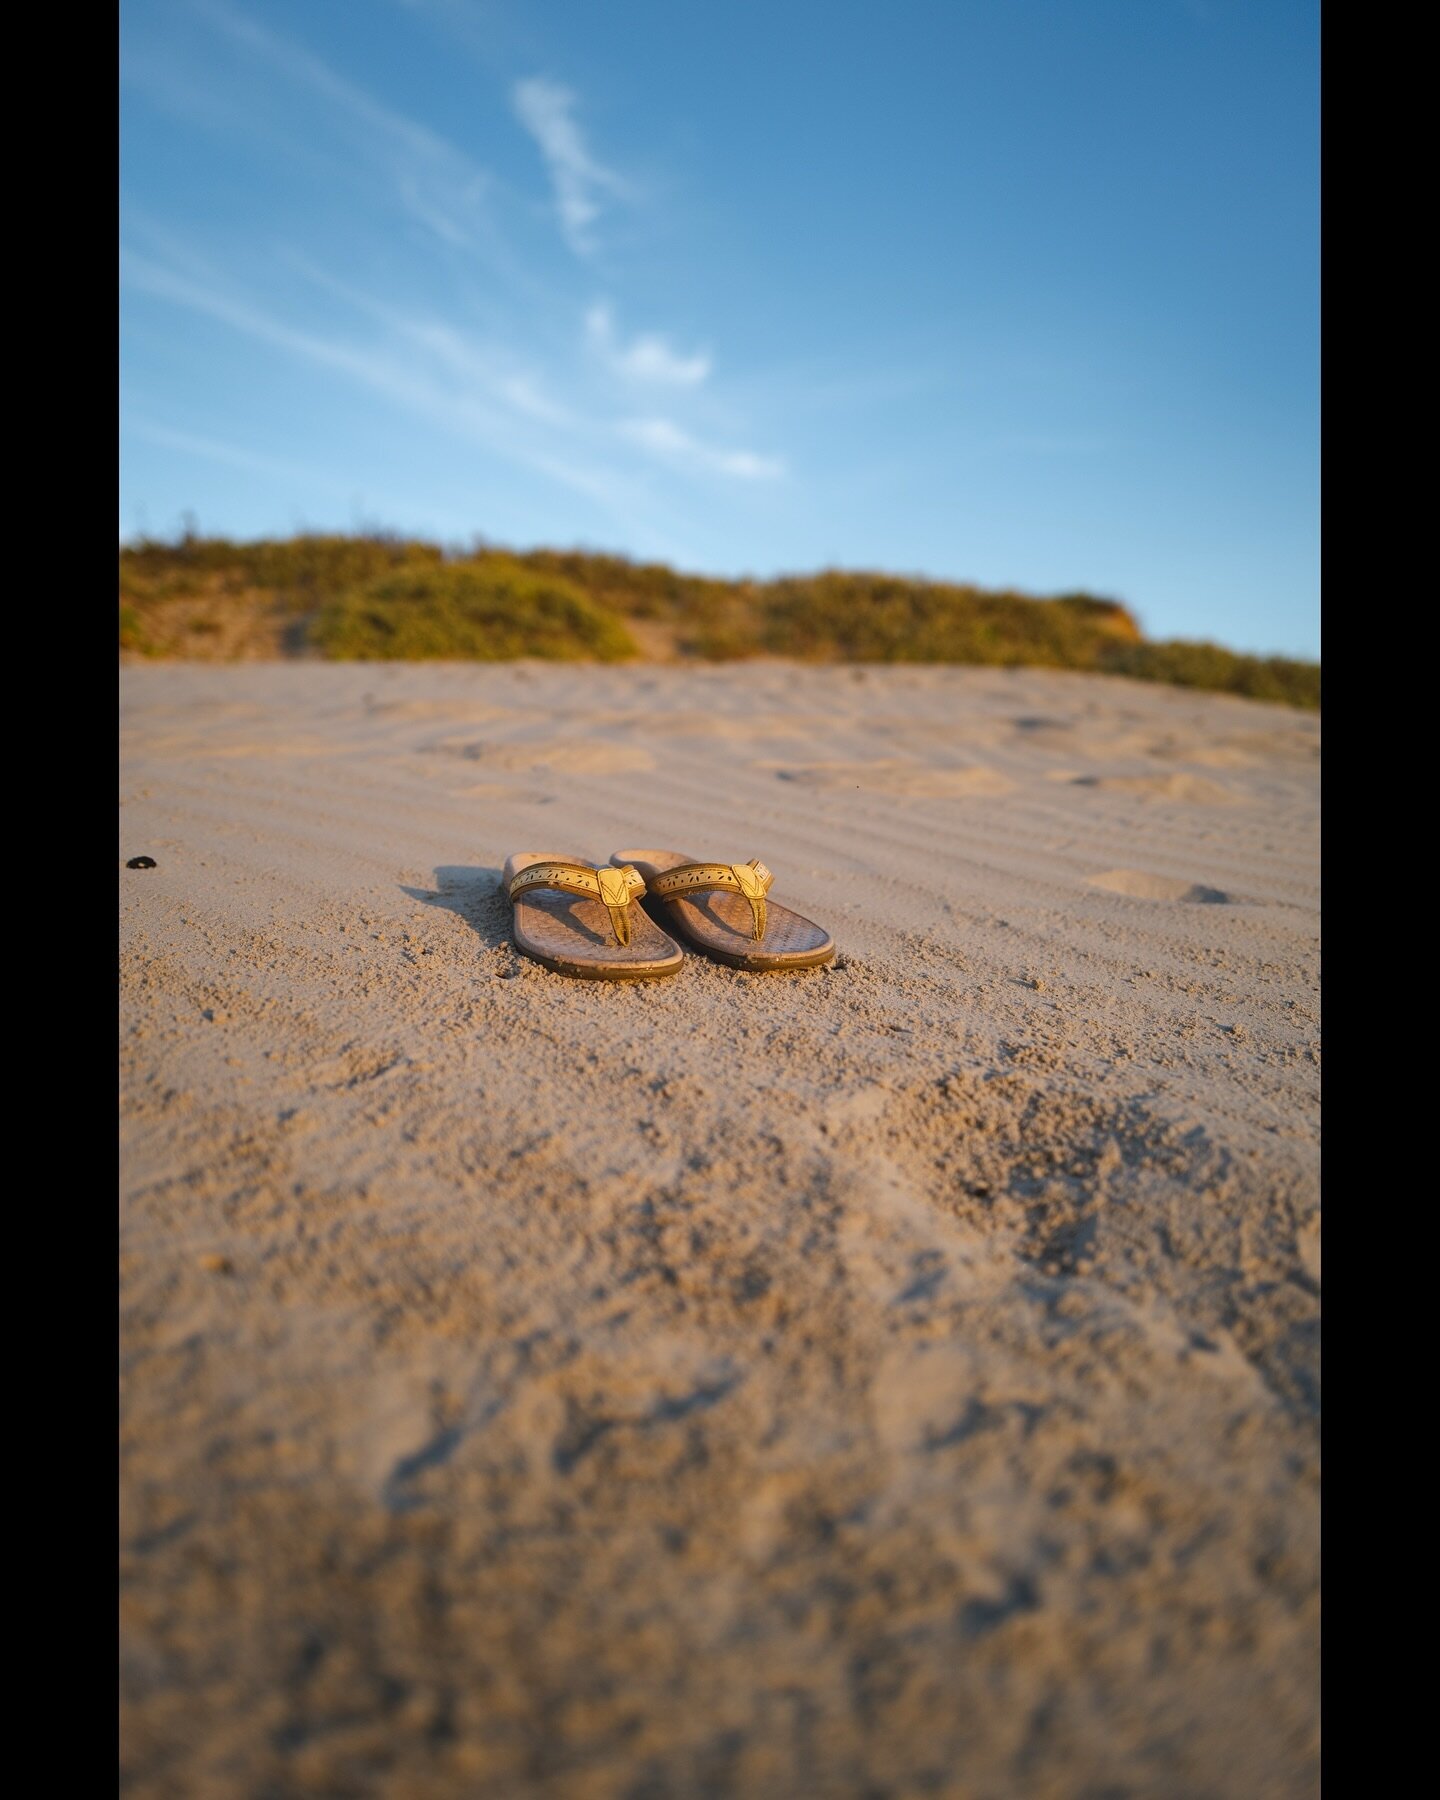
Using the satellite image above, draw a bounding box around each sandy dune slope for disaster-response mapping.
[120,662,1320,1799]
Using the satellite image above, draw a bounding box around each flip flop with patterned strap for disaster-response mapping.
[610,849,835,971]
[503,854,683,981]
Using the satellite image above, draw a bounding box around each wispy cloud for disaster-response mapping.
[120,249,629,508]
[200,0,453,162]
[513,77,627,254]
[585,303,711,386]
[123,16,788,539]
[123,248,783,504]
[277,253,579,427]
[190,0,500,256]
[618,418,785,481]
[125,417,346,493]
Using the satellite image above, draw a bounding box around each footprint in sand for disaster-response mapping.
[452,782,557,802]
[371,702,521,723]
[641,712,817,742]
[432,742,656,775]
[1069,773,1239,804]
[1150,742,1258,770]
[1087,869,1232,904]
[772,762,1014,798]
[148,736,343,759]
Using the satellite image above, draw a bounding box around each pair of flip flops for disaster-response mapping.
[503,849,835,980]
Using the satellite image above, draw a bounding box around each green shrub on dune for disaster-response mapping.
[755,572,1141,666]
[522,549,718,620]
[118,603,153,655]
[312,557,638,661]
[118,532,1319,707]
[1096,639,1321,708]
[120,531,442,604]
[521,550,766,656]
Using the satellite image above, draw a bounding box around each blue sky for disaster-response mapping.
[120,0,1320,656]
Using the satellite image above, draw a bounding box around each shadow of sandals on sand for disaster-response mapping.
[402,863,642,955]
[401,866,514,950]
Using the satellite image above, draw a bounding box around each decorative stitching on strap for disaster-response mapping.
[508,860,646,946]
[649,859,773,943]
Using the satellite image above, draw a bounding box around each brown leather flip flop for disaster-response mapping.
[611,849,835,971]
[503,854,683,981]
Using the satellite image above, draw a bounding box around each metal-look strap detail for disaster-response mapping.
[649,859,773,942]
[507,860,646,946]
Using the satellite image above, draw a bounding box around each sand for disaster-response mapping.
[119,662,1320,1799]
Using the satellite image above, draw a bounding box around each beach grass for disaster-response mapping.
[119,532,1319,706]
[312,558,638,662]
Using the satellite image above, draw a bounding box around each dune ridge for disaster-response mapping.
[119,533,1322,709]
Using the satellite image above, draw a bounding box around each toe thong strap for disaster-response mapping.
[648,859,773,942]
[508,860,647,946]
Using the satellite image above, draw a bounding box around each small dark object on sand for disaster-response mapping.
[127,856,157,870]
